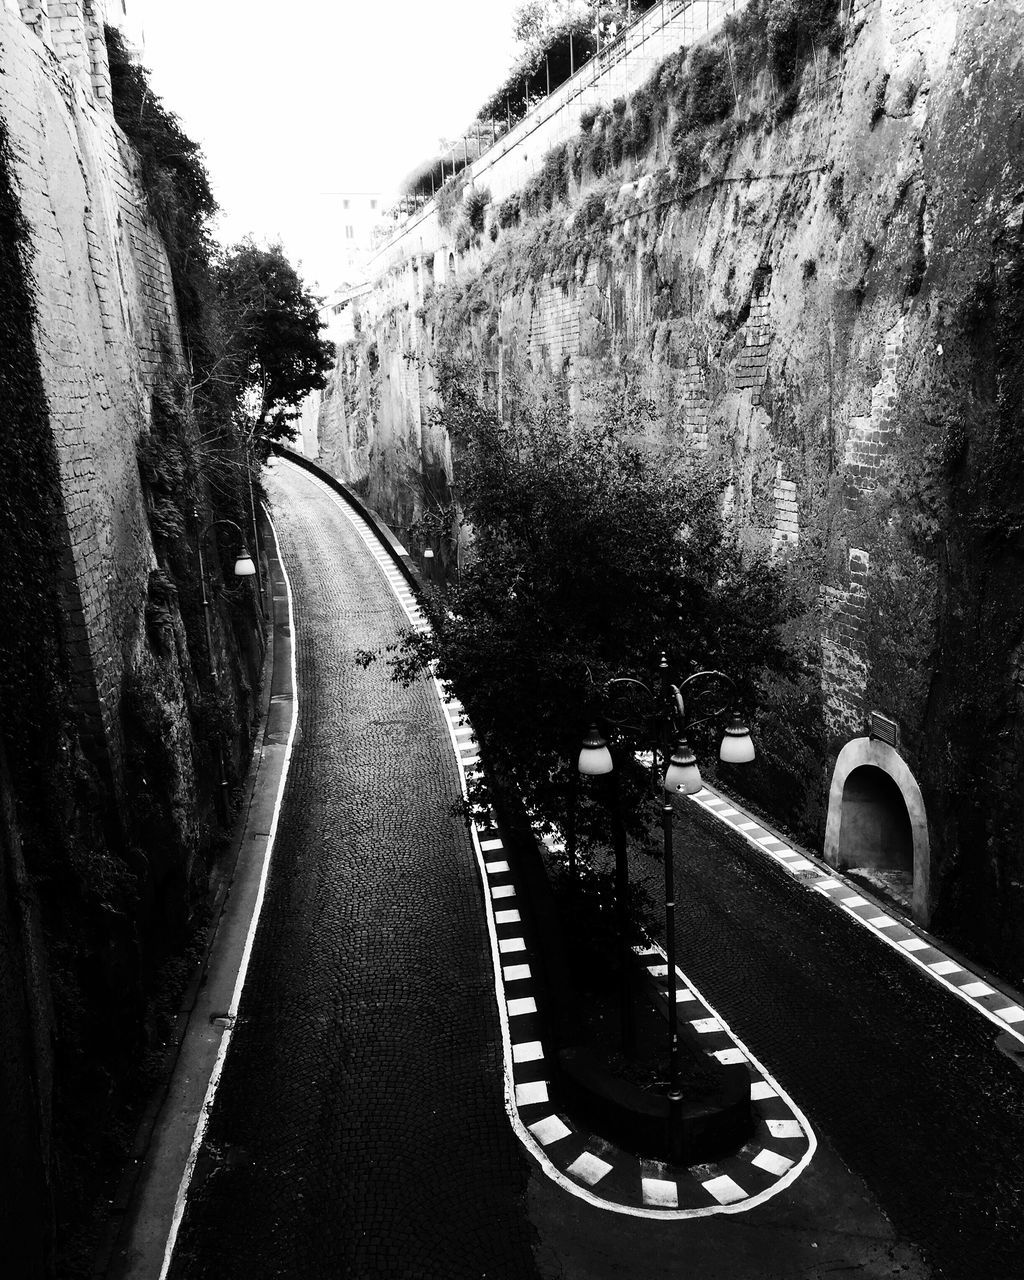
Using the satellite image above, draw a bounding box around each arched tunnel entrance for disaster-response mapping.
[837,766,913,877]
[825,738,930,924]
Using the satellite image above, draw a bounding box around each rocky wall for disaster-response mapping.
[1,7,264,1270]
[320,0,1024,979]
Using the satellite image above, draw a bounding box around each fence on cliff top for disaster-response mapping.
[368,0,748,281]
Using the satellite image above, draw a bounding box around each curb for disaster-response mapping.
[280,455,817,1217]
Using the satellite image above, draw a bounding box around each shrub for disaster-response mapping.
[497,192,522,229]
[688,45,734,126]
[465,186,491,234]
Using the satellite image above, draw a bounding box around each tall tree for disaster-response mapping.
[216,241,334,443]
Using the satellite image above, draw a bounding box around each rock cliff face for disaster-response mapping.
[1,6,264,1271]
[317,0,1024,979]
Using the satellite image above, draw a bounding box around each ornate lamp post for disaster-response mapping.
[195,515,257,681]
[578,653,755,1161]
[195,515,257,813]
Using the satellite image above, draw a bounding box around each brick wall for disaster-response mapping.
[1,7,182,792]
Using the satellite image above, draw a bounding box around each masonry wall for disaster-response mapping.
[320,0,1024,981]
[0,5,262,1268]
[2,3,179,795]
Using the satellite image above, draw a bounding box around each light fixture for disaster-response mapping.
[578,724,613,776]
[719,711,755,764]
[233,547,257,577]
[664,738,702,794]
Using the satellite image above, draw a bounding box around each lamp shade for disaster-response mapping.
[233,548,257,577]
[664,739,702,794]
[719,711,755,764]
[578,725,613,776]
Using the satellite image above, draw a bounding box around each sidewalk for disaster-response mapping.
[98,512,298,1280]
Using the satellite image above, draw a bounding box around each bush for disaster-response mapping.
[688,45,734,126]
[497,192,522,229]
[465,186,491,234]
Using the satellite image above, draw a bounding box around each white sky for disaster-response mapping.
[129,0,527,293]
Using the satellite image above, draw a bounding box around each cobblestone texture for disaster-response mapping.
[629,800,1024,1280]
[168,464,542,1279]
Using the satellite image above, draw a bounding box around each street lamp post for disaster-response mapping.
[578,653,755,1162]
[195,515,257,682]
[195,515,257,814]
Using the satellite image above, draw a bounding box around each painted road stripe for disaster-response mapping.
[503,963,531,981]
[691,1018,723,1033]
[642,1178,679,1209]
[899,937,930,952]
[815,878,843,889]
[491,884,516,899]
[714,1048,747,1065]
[767,1120,804,1140]
[840,895,868,907]
[750,1081,777,1101]
[530,1116,571,1146]
[512,1041,544,1063]
[567,1152,614,1185]
[996,1006,1024,1024]
[752,1149,794,1176]
[515,1081,548,1106]
[486,860,510,873]
[959,982,993,998]
[508,997,538,1016]
[866,915,899,928]
[499,937,526,954]
[929,960,962,976]
[495,909,521,925]
[703,1175,747,1205]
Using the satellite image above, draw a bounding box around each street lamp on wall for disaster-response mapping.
[578,654,755,1163]
[195,515,258,678]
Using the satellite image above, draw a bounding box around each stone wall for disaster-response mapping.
[2,3,178,793]
[1,5,263,1267]
[318,0,1024,979]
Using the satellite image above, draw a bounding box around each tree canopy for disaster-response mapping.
[215,241,334,443]
[402,366,799,840]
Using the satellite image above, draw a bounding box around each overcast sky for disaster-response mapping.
[129,0,527,292]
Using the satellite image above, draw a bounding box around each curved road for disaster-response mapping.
[169,459,1019,1279]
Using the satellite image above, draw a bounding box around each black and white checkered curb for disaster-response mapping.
[280,458,816,1216]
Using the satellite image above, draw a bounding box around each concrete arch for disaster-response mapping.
[824,737,930,925]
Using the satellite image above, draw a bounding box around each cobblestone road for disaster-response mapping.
[169,463,543,1279]
[628,802,1024,1280]
[168,458,1000,1279]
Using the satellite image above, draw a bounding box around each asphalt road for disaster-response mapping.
[168,460,1021,1278]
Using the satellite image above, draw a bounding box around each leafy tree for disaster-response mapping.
[215,240,334,443]
[402,366,798,841]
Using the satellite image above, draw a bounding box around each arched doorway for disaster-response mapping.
[824,738,930,924]
[837,766,913,875]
